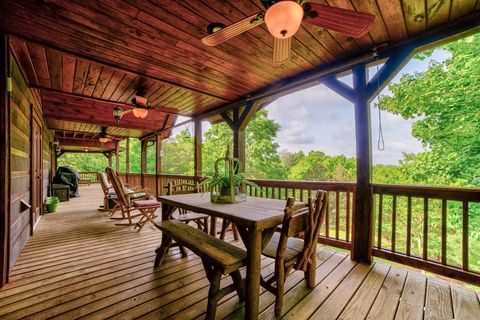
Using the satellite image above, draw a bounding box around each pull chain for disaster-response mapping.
[376,58,385,151]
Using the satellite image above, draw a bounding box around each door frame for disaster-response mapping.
[30,104,43,234]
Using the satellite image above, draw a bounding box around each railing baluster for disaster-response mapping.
[325,192,329,238]
[441,199,447,265]
[335,191,340,240]
[462,200,469,271]
[424,197,428,260]
[406,196,412,256]
[377,193,383,249]
[346,191,350,242]
[391,195,397,253]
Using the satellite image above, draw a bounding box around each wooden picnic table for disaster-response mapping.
[156,192,287,320]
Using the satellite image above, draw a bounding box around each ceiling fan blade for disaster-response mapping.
[303,3,375,38]
[273,37,291,64]
[201,12,265,46]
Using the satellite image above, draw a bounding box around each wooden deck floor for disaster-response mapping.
[1,185,479,320]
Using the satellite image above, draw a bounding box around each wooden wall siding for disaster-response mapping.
[8,51,54,271]
[1,0,479,116]
[8,38,226,117]
[9,55,33,270]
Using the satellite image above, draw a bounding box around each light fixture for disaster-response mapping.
[132,107,149,118]
[264,1,304,38]
[131,95,151,119]
[84,147,89,153]
[98,127,112,143]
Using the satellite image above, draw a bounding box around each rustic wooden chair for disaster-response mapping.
[161,182,211,257]
[167,182,209,232]
[106,167,160,230]
[261,190,327,316]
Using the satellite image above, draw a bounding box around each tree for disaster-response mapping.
[202,109,287,179]
[378,34,480,187]
[287,151,356,182]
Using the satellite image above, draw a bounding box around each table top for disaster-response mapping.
[157,193,287,230]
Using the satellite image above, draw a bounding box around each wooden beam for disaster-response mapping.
[0,34,10,287]
[37,87,180,116]
[194,120,202,179]
[156,135,162,196]
[322,77,356,103]
[140,118,189,141]
[366,47,414,98]
[125,137,130,184]
[57,138,117,150]
[107,152,112,168]
[220,112,235,131]
[140,139,147,187]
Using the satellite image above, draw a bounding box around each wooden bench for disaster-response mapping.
[155,220,246,320]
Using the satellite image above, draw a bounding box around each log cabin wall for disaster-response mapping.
[8,50,53,272]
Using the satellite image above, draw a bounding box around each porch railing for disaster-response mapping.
[114,172,480,284]
[372,184,480,284]
[78,171,99,183]
[246,179,356,250]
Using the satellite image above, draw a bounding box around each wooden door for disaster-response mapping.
[31,117,42,230]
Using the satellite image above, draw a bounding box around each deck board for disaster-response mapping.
[0,185,479,320]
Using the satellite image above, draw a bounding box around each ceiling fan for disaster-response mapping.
[201,0,376,64]
[112,79,154,122]
[98,127,118,144]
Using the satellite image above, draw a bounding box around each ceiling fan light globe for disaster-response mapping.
[265,1,304,39]
[99,137,110,144]
[132,107,149,118]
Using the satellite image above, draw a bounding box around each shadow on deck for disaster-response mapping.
[0,185,479,319]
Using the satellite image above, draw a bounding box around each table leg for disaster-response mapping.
[210,216,217,237]
[245,228,262,320]
[154,203,176,267]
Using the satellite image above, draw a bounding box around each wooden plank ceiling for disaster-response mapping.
[2,0,480,146]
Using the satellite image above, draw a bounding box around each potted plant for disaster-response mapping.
[199,147,260,203]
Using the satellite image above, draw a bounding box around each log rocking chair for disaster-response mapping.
[106,167,161,230]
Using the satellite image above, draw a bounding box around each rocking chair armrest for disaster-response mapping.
[124,188,150,196]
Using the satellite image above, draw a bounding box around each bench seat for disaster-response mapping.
[156,220,247,274]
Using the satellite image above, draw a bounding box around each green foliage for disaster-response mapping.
[57,153,108,172]
[286,151,356,182]
[161,131,194,175]
[378,34,480,187]
[202,109,287,179]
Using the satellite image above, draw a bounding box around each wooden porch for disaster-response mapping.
[0,185,478,320]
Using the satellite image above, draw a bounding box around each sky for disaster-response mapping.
[172,49,451,165]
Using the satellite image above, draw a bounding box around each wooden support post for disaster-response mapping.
[156,135,162,196]
[107,152,112,168]
[0,34,10,287]
[220,101,261,174]
[351,65,373,263]
[194,120,203,180]
[233,128,246,173]
[125,137,130,184]
[321,49,413,263]
[115,141,120,173]
[141,139,147,188]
